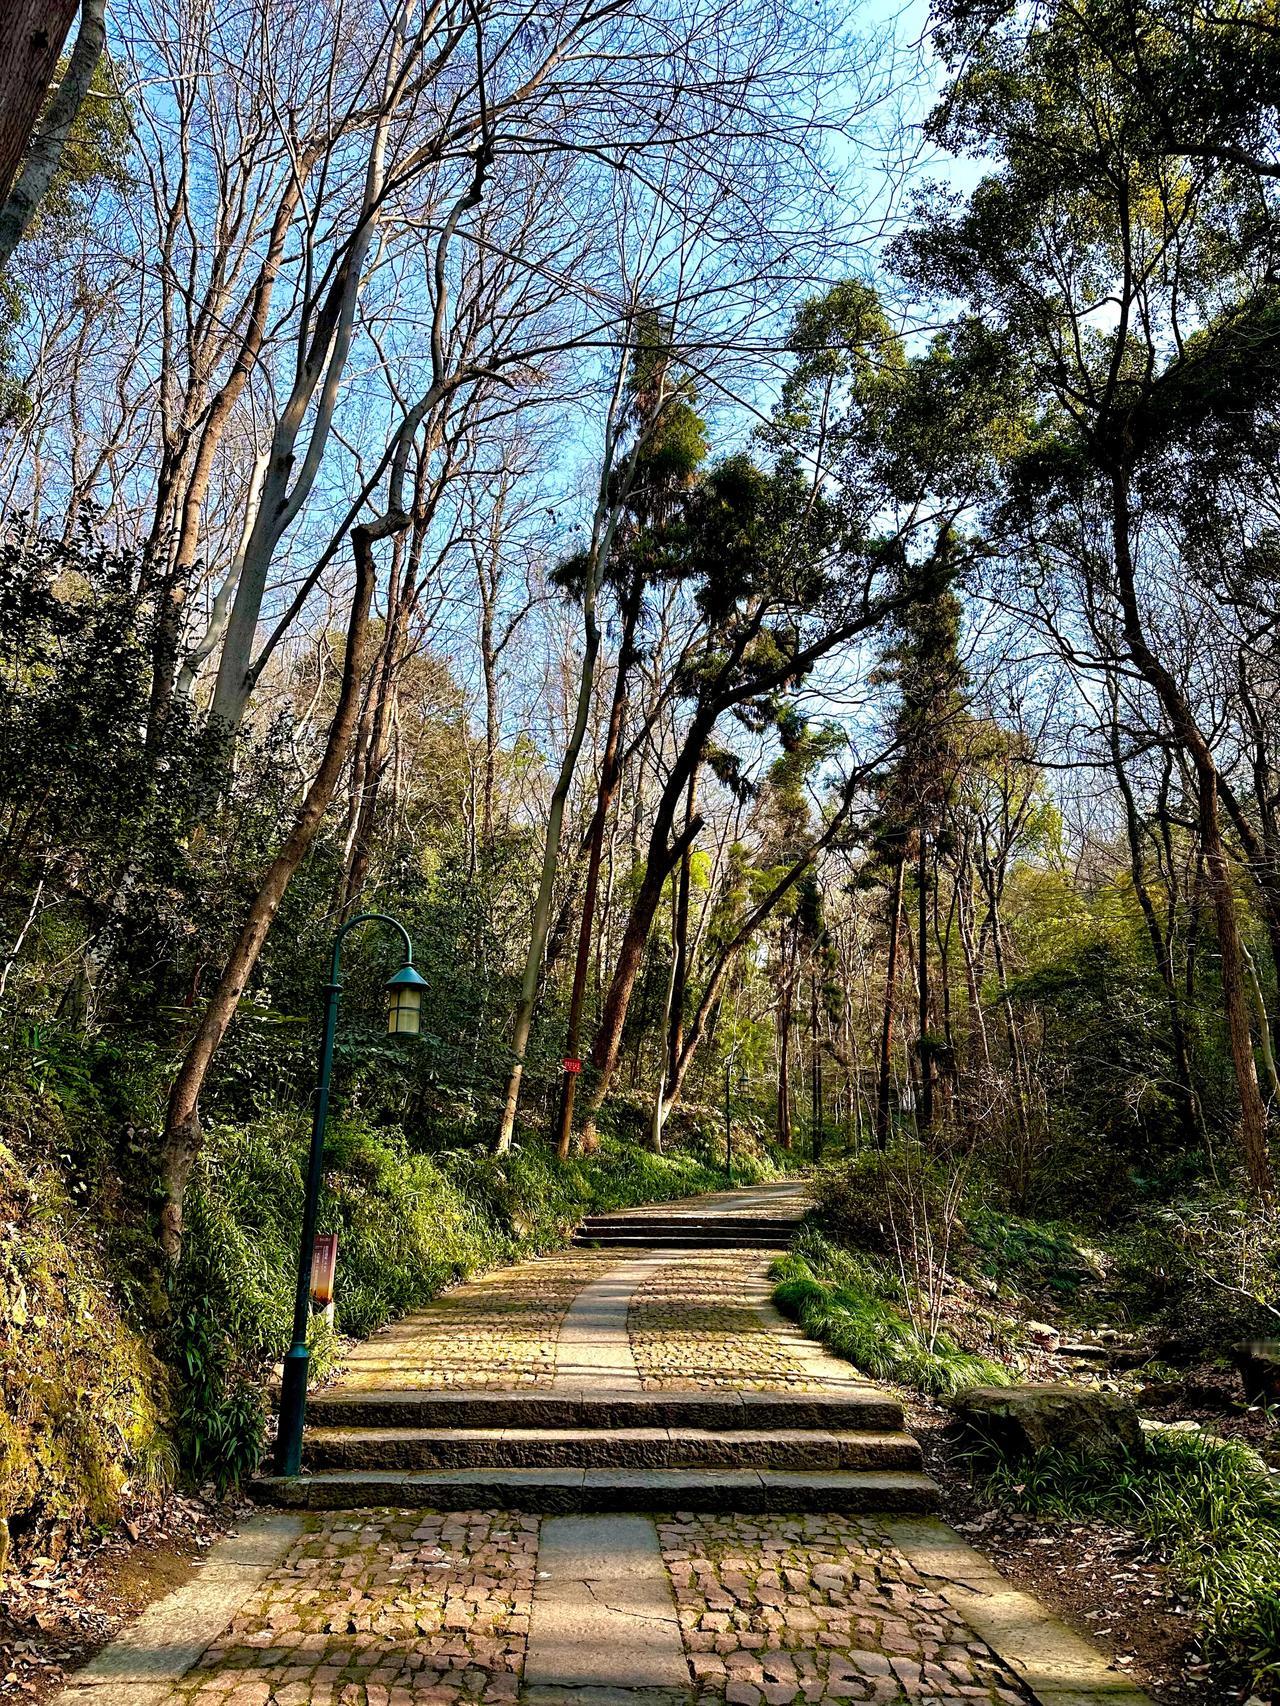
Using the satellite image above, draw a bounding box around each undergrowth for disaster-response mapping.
[963,1206,1102,1304]
[770,1226,1007,1397]
[976,1429,1280,1695]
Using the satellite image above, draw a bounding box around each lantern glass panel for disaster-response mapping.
[387,984,422,1035]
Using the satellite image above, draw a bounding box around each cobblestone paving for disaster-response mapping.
[330,1252,613,1392]
[657,1514,1034,1705]
[629,1253,826,1391]
[170,1510,538,1706]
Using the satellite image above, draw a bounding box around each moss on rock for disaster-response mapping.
[0,1140,172,1552]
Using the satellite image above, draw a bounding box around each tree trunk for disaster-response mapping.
[648,878,681,1155]
[985,875,1033,1200]
[917,835,934,1131]
[776,925,794,1150]
[480,595,500,856]
[160,536,376,1262]
[206,43,420,737]
[0,0,82,264]
[809,964,822,1158]
[147,178,304,743]
[341,592,410,914]
[874,852,906,1148]
[1108,707,1204,1148]
[665,766,699,1086]
[554,580,641,1157]
[1109,467,1272,1196]
[494,594,601,1152]
[578,805,703,1146]
[578,792,704,1146]
[660,773,861,1119]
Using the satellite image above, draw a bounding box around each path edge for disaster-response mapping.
[882,1516,1156,1706]
[49,1511,304,1706]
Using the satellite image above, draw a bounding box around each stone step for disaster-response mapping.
[304,1425,924,1473]
[579,1215,800,1229]
[304,1387,906,1434]
[572,1232,787,1248]
[578,1222,797,1237]
[252,1466,940,1514]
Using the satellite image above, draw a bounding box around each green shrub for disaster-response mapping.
[1108,1190,1280,1345]
[771,1227,1007,1398]
[975,1428,1280,1695]
[814,1143,961,1260]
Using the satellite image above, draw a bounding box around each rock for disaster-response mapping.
[1023,1320,1061,1351]
[950,1383,1143,1461]
[1057,1341,1110,1361]
[1229,1340,1280,1406]
[1137,1379,1185,1409]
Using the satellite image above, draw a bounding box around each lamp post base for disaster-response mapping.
[274,1344,311,1476]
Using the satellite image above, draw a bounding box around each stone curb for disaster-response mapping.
[522,1690,692,1705]
[882,1516,1156,1706]
[48,1511,303,1706]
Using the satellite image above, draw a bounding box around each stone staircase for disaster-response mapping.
[571,1211,799,1250]
[254,1385,939,1514]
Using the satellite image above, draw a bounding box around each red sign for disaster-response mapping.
[562,1058,582,1074]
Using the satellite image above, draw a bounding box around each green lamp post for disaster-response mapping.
[274,912,426,1477]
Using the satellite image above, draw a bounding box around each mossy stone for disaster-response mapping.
[950,1382,1143,1461]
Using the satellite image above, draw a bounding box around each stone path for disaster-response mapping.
[629,1254,835,1392]
[53,1509,1151,1706]
[524,1515,686,1700]
[553,1256,669,1390]
[660,1514,1028,1703]
[55,1185,1153,1706]
[331,1251,618,1393]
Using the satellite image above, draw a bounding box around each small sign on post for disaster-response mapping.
[310,1232,339,1315]
[563,1057,582,1074]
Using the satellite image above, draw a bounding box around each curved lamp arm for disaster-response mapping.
[329,911,415,985]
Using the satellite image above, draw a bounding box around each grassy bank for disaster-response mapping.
[771,1225,1007,1397]
[0,1140,173,1551]
[776,1146,1280,1699]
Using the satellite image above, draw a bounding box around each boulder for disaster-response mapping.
[1230,1341,1280,1406]
[951,1382,1143,1461]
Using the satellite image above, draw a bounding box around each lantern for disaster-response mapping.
[385,961,427,1034]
